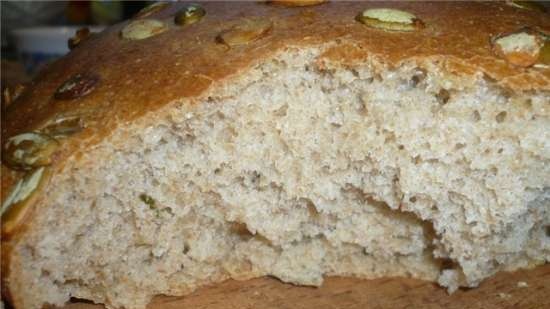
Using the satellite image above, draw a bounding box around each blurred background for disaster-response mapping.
[1,1,153,92]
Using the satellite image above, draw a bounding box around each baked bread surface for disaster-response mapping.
[1,1,549,309]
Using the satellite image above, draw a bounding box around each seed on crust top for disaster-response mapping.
[217,18,273,46]
[505,1,546,12]
[2,132,60,171]
[2,84,25,108]
[175,4,206,26]
[356,8,425,32]
[268,0,327,7]
[134,2,170,19]
[492,29,545,67]
[537,40,550,66]
[40,115,85,138]
[121,19,168,40]
[54,73,100,100]
[68,27,92,50]
[1,167,50,237]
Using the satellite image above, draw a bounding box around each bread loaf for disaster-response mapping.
[2,2,549,309]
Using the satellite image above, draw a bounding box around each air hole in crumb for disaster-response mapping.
[496,86,514,100]
[495,111,507,123]
[409,196,417,203]
[436,89,450,105]
[490,167,498,175]
[410,69,427,88]
[183,243,190,254]
[273,104,288,117]
[139,193,156,209]
[384,131,396,144]
[413,155,421,165]
[230,222,254,240]
[497,148,504,154]
[305,199,320,219]
[351,69,360,78]
[311,151,322,163]
[472,110,481,122]
[356,100,368,115]
[524,99,532,110]
[70,298,95,304]
[546,226,550,237]
[250,171,261,185]
[440,258,456,270]
[398,145,404,150]
[455,143,466,150]
[410,76,421,88]
[482,73,497,83]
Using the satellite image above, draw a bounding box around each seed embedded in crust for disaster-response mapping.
[68,27,91,50]
[505,0,546,12]
[54,73,100,100]
[121,19,168,40]
[2,84,26,107]
[356,8,424,32]
[134,2,170,19]
[217,18,273,46]
[268,0,326,7]
[1,167,49,236]
[2,132,60,170]
[175,4,206,26]
[40,115,85,138]
[492,29,544,67]
[537,40,550,66]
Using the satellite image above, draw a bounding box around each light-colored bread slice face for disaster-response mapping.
[7,47,550,309]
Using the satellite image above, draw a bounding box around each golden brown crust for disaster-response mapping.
[269,0,327,7]
[2,2,549,138]
[1,1,550,306]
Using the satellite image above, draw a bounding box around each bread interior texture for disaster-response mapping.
[14,47,549,309]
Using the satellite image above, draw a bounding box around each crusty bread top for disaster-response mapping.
[2,1,549,139]
[1,1,549,217]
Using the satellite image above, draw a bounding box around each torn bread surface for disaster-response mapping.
[10,46,550,309]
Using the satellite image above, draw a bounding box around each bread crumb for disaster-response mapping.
[10,46,550,309]
[517,281,528,288]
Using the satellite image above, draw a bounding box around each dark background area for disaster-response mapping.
[1,1,150,93]
[2,1,149,59]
